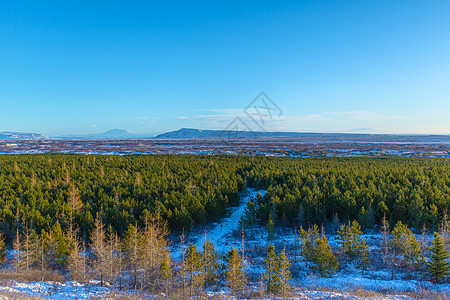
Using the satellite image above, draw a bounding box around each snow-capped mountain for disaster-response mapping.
[0,131,49,140]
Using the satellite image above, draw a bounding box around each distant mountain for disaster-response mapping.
[0,131,48,140]
[57,129,155,139]
[155,128,450,143]
[155,128,370,139]
[156,128,219,139]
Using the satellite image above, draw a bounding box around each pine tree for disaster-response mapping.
[0,232,6,262]
[23,229,34,271]
[311,233,339,277]
[179,231,189,296]
[43,221,71,269]
[122,223,142,288]
[184,243,204,295]
[380,214,390,267]
[428,232,450,283]
[141,216,171,287]
[300,226,338,277]
[67,235,89,283]
[390,221,424,275]
[35,234,46,275]
[262,243,280,293]
[277,248,291,298]
[90,215,108,286]
[43,230,59,270]
[299,225,320,266]
[13,229,23,271]
[160,253,172,294]
[266,215,275,240]
[104,226,122,286]
[337,220,369,270]
[240,200,257,228]
[19,227,40,271]
[202,239,219,286]
[68,183,83,237]
[380,214,396,279]
[225,246,246,294]
[440,211,450,252]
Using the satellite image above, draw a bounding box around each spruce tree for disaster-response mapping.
[428,232,450,283]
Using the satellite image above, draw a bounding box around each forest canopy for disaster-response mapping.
[0,154,448,242]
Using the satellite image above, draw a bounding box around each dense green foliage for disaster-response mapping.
[1,154,449,244]
[337,220,369,270]
[184,243,205,293]
[202,239,220,285]
[428,232,450,283]
[247,157,449,230]
[0,232,5,261]
[390,221,424,273]
[0,154,245,241]
[262,243,280,293]
[299,226,339,277]
[225,246,246,293]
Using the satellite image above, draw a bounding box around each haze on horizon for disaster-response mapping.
[1,1,450,136]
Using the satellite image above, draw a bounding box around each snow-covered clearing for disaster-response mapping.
[0,280,418,299]
[0,281,107,299]
[195,189,266,254]
[171,188,266,258]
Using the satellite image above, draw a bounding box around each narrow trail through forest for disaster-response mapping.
[194,188,266,254]
[171,188,266,259]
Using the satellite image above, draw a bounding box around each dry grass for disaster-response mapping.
[0,269,65,283]
[0,290,43,299]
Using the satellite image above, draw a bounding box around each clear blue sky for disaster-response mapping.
[1,0,450,135]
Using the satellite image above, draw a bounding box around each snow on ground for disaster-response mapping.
[238,225,450,299]
[171,188,266,258]
[2,189,450,299]
[195,189,266,254]
[297,273,449,295]
[0,280,114,299]
[0,280,417,300]
[205,286,415,300]
[0,280,160,299]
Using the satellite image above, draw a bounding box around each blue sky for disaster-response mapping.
[1,1,450,135]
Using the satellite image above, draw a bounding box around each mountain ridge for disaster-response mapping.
[0,131,49,140]
[2,128,450,142]
[154,128,450,143]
